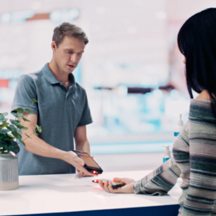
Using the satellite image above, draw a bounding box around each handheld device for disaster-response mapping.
[92,179,126,189]
[73,150,103,174]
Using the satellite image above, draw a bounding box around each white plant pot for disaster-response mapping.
[0,153,19,191]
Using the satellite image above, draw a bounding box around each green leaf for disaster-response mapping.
[3,133,14,140]
[11,112,23,118]
[6,140,20,154]
[7,127,14,132]
[2,112,8,117]
[16,125,28,130]
[10,119,21,126]
[36,125,42,133]
[0,146,8,153]
[32,99,38,103]
[11,131,22,141]
[3,122,9,127]
[0,129,10,134]
[0,140,7,148]
[6,125,17,132]
[21,116,30,122]
[13,108,24,113]
[25,133,32,139]
[24,109,34,114]
[1,118,8,123]
[32,129,38,136]
[0,139,20,153]
[0,121,9,129]
[0,115,5,121]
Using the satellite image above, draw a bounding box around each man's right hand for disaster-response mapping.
[63,151,97,178]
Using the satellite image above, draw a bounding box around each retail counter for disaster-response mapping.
[0,170,181,216]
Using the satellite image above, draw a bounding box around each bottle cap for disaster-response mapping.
[162,145,171,158]
[178,113,183,126]
[162,145,170,151]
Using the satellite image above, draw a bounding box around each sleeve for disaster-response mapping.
[133,157,181,196]
[181,118,216,216]
[77,90,93,127]
[11,75,38,115]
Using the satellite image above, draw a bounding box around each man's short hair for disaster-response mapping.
[52,22,89,47]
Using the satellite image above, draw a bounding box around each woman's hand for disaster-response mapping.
[99,177,135,193]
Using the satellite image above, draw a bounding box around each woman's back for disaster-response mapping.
[173,97,216,215]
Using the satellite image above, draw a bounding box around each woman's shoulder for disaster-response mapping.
[189,91,215,121]
[195,90,211,101]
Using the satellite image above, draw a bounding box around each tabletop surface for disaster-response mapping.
[0,170,182,215]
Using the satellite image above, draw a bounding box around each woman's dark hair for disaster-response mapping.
[177,8,216,113]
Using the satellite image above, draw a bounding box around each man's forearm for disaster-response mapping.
[22,129,95,177]
[22,130,69,162]
[76,140,90,154]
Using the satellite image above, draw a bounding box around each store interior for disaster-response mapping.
[0,0,216,170]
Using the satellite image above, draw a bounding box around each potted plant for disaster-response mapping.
[0,99,42,191]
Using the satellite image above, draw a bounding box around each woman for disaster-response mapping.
[99,8,216,216]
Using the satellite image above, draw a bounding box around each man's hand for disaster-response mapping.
[74,126,95,177]
[77,155,96,178]
[63,151,97,178]
[77,169,95,178]
[99,177,135,193]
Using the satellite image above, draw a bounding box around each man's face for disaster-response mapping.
[52,36,85,74]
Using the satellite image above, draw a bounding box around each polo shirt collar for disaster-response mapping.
[68,73,76,86]
[42,63,76,86]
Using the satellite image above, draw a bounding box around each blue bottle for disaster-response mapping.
[162,145,171,163]
[174,114,184,141]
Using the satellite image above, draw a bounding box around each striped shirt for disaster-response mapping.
[133,99,216,216]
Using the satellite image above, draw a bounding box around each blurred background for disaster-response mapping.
[0,0,216,170]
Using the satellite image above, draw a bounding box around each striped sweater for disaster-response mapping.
[133,99,216,216]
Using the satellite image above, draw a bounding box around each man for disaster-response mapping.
[11,23,95,178]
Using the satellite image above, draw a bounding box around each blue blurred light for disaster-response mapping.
[50,8,79,22]
[73,61,82,84]
[1,11,34,24]
[0,69,24,79]
[170,89,180,99]
[9,79,18,90]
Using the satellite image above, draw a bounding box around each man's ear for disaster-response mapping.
[51,41,57,51]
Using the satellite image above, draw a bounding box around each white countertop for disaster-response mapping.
[0,170,182,215]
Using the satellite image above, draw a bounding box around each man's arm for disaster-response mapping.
[19,113,95,177]
[74,125,90,154]
[74,125,93,177]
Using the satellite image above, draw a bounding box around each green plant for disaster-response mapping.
[0,99,42,154]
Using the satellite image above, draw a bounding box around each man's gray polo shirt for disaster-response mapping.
[11,63,93,175]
